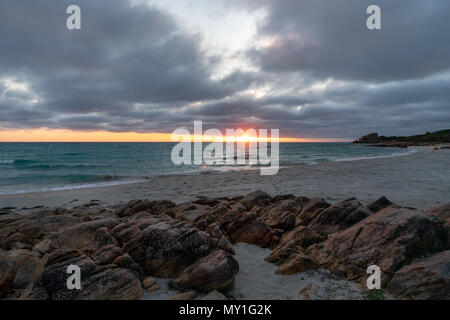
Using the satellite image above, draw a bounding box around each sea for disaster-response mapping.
[0,142,418,195]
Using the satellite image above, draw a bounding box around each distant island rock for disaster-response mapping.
[354,129,450,148]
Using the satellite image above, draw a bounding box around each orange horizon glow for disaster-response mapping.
[0,128,349,143]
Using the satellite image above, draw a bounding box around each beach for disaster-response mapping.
[2,147,449,210]
[1,147,449,300]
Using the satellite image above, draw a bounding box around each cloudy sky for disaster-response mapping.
[0,0,449,141]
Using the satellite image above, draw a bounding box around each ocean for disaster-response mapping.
[0,142,417,195]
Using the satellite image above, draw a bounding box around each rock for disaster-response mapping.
[174,250,239,292]
[166,291,196,300]
[221,211,273,248]
[51,219,120,255]
[427,203,450,228]
[265,211,296,231]
[92,245,124,265]
[265,226,325,265]
[194,197,221,207]
[32,239,55,256]
[199,290,227,300]
[120,219,215,278]
[143,276,161,293]
[307,198,372,234]
[355,133,380,143]
[306,206,448,285]
[142,276,157,289]
[240,190,273,211]
[115,200,151,217]
[297,198,330,225]
[387,250,450,300]
[0,251,17,298]
[21,249,143,300]
[116,199,176,218]
[260,199,301,231]
[366,196,394,213]
[275,254,319,275]
[7,249,41,290]
[298,283,317,300]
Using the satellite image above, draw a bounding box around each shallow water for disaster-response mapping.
[0,142,414,195]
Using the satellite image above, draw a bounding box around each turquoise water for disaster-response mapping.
[0,143,414,195]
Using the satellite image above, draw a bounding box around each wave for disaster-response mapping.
[0,178,148,196]
[334,146,423,162]
[26,164,103,170]
[0,160,15,164]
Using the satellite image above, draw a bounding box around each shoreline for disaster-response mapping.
[1,146,449,210]
[0,143,421,197]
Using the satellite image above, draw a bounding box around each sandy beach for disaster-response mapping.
[2,147,449,210]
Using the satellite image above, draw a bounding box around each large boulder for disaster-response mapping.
[306,206,448,285]
[21,249,143,300]
[120,219,216,278]
[387,250,450,300]
[174,250,239,292]
[50,219,120,255]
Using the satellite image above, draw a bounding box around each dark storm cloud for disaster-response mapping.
[0,0,255,131]
[1,0,449,139]
[250,0,450,82]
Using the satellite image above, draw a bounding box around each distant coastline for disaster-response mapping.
[353,129,450,148]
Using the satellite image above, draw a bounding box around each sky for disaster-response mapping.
[0,0,449,142]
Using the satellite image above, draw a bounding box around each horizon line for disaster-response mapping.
[0,128,351,143]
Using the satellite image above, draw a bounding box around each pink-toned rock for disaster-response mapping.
[275,254,318,275]
[427,203,450,228]
[306,206,448,285]
[297,198,330,225]
[387,250,450,300]
[265,226,325,265]
[175,250,239,292]
[307,198,372,234]
[222,211,273,248]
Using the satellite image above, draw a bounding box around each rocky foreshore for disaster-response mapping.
[0,191,449,300]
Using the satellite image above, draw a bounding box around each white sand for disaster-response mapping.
[230,243,364,300]
[1,148,449,210]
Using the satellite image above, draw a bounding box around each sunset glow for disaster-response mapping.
[0,128,346,143]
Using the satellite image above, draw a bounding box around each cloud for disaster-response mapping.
[0,0,254,129]
[249,0,450,82]
[0,0,449,140]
